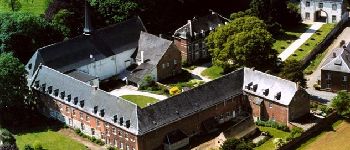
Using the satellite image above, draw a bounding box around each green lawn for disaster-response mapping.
[288,24,335,61]
[0,0,48,15]
[201,65,224,79]
[254,126,290,150]
[273,24,310,54]
[303,46,330,75]
[16,130,86,150]
[121,95,158,108]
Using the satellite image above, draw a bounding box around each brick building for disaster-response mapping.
[27,65,309,150]
[320,42,350,91]
[173,11,229,64]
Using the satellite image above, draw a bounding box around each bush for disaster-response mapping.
[273,138,286,149]
[74,128,81,134]
[24,144,34,150]
[255,135,271,147]
[220,138,253,150]
[286,127,303,141]
[169,86,181,96]
[256,120,290,132]
[107,146,118,150]
[33,141,43,150]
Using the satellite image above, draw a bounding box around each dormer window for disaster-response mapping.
[113,115,118,123]
[93,106,98,114]
[275,92,281,100]
[28,64,32,70]
[60,92,65,99]
[48,86,52,94]
[120,117,124,126]
[245,82,253,90]
[100,109,105,117]
[40,84,46,92]
[74,97,78,105]
[34,81,39,88]
[252,84,258,92]
[126,120,130,128]
[80,100,84,108]
[67,95,71,102]
[54,89,59,97]
[263,89,269,96]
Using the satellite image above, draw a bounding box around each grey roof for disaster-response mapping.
[127,63,155,84]
[136,32,173,65]
[243,68,298,106]
[66,70,98,82]
[321,44,350,73]
[26,17,146,77]
[173,12,229,39]
[30,65,140,134]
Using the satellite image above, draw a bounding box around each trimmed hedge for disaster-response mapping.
[256,120,290,132]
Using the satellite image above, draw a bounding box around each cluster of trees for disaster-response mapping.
[220,138,253,150]
[332,90,350,117]
[206,16,278,72]
[0,128,17,150]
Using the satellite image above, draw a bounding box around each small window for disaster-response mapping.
[80,100,84,108]
[306,12,310,20]
[269,101,272,108]
[162,64,165,69]
[72,110,76,116]
[86,115,90,122]
[60,92,65,99]
[81,123,85,131]
[91,128,95,135]
[94,106,98,114]
[97,119,100,127]
[113,115,118,123]
[74,97,78,105]
[174,59,177,65]
[40,84,46,92]
[332,4,337,10]
[319,3,323,8]
[332,15,337,23]
[48,86,53,94]
[100,109,105,117]
[344,75,347,81]
[120,117,124,126]
[112,127,116,134]
[126,120,131,128]
[80,112,84,119]
[306,1,310,7]
[67,95,71,102]
[54,89,59,97]
[66,106,70,113]
[28,63,32,70]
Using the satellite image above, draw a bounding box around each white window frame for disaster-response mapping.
[162,64,165,69]
[344,75,347,81]
[174,59,177,65]
[319,3,323,8]
[269,101,272,108]
[306,12,310,20]
[332,4,337,10]
[332,15,337,23]
[306,1,310,7]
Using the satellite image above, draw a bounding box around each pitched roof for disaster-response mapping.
[27,17,146,76]
[243,68,298,106]
[321,44,350,73]
[127,63,155,84]
[136,32,173,65]
[66,70,98,82]
[173,12,229,39]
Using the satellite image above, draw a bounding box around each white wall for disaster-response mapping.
[301,0,343,23]
[78,49,135,80]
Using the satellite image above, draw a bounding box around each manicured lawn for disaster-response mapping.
[254,126,290,150]
[296,120,350,150]
[121,95,158,108]
[0,0,48,15]
[304,47,329,75]
[273,24,310,54]
[16,130,86,150]
[288,24,335,61]
[201,65,224,79]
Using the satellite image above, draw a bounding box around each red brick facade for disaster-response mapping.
[157,44,182,81]
[321,70,350,92]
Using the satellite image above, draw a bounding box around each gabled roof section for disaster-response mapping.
[27,17,146,75]
[30,65,140,135]
[136,32,173,65]
[321,45,350,73]
[173,12,229,39]
[243,68,298,106]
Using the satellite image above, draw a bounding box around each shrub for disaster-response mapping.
[305,43,309,46]
[33,141,43,150]
[169,86,181,96]
[256,120,289,132]
[24,144,34,150]
[220,138,253,150]
[287,127,303,141]
[107,146,118,150]
[273,138,286,149]
[74,128,81,134]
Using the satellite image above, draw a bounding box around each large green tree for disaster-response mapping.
[220,138,253,150]
[331,90,350,117]
[0,13,64,62]
[279,59,307,87]
[0,53,31,110]
[206,16,277,72]
[3,0,21,11]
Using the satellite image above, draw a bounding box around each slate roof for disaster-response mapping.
[127,63,155,84]
[321,43,350,73]
[66,70,97,82]
[243,68,298,106]
[26,17,146,77]
[173,12,229,39]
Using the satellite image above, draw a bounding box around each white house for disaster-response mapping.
[300,0,345,23]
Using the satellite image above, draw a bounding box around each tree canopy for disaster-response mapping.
[0,53,31,110]
[206,16,277,72]
[331,90,350,117]
[3,0,22,11]
[220,138,253,150]
[0,13,64,62]
[279,59,307,88]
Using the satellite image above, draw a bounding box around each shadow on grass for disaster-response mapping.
[0,109,64,135]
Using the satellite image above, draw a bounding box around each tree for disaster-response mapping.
[279,59,306,88]
[206,16,277,72]
[0,53,31,110]
[88,0,138,24]
[220,138,253,150]
[0,128,16,145]
[52,9,75,37]
[3,0,21,11]
[331,90,350,117]
[0,13,64,62]
[273,138,286,149]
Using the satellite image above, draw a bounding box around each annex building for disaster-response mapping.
[300,0,346,23]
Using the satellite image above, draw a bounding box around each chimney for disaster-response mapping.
[187,20,191,24]
[159,34,163,38]
[83,0,93,35]
[141,51,144,63]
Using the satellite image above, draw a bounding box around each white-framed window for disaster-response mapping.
[72,109,76,116]
[305,12,310,20]
[167,62,170,67]
[174,59,177,65]
[97,119,100,127]
[332,4,337,10]
[91,128,95,135]
[327,73,331,80]
[269,101,272,108]
[162,64,165,69]
[306,1,310,7]
[80,112,83,120]
[86,115,90,122]
[120,143,124,149]
[344,75,348,81]
[66,106,70,113]
[332,15,337,23]
[319,3,323,8]
[81,123,85,131]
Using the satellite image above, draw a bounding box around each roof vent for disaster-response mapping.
[176,111,179,115]
[40,84,46,92]
[263,89,269,96]
[275,92,281,100]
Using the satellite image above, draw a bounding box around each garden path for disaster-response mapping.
[187,63,212,82]
[278,22,324,61]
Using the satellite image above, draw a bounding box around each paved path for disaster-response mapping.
[279,22,324,61]
[186,63,212,82]
[109,88,168,100]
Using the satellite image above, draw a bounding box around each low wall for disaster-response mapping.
[301,12,350,68]
[278,112,339,150]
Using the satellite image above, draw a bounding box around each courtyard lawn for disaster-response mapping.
[121,95,158,108]
[201,65,224,79]
[16,130,86,150]
[0,0,48,15]
[288,23,335,61]
[303,46,329,75]
[296,120,350,150]
[273,24,310,54]
[254,126,290,150]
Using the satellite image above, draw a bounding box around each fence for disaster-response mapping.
[278,112,339,150]
[301,11,350,68]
